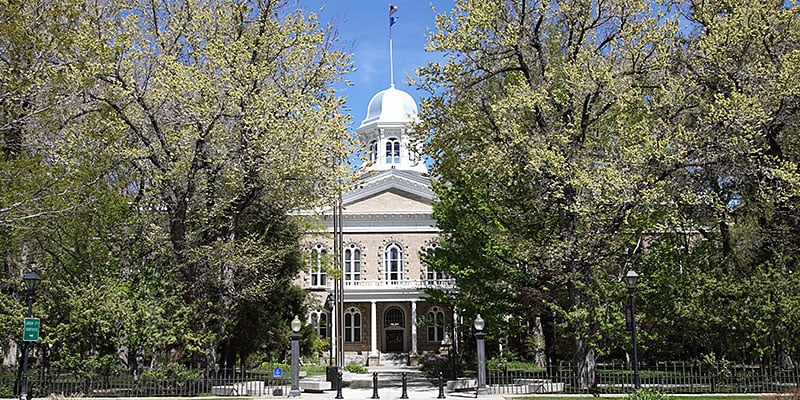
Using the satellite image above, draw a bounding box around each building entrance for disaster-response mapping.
[385,330,404,352]
[383,306,406,353]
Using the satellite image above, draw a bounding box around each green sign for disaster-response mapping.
[23,317,40,341]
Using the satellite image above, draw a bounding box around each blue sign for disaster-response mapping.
[273,367,283,378]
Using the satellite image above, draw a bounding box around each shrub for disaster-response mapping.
[419,355,454,379]
[627,388,671,400]
[344,363,368,374]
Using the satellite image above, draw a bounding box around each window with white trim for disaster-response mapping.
[309,243,327,287]
[369,140,378,162]
[386,138,400,164]
[427,307,445,342]
[384,243,404,282]
[344,307,361,343]
[344,244,362,284]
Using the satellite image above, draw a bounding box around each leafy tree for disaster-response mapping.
[637,0,800,364]
[416,0,681,388]
[1,0,356,374]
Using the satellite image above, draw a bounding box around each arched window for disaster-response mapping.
[344,244,362,284]
[344,307,361,343]
[386,138,400,164]
[310,311,329,339]
[368,140,378,162]
[309,243,327,287]
[427,307,445,342]
[384,306,405,327]
[384,243,404,282]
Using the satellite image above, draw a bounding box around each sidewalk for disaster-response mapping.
[284,366,505,400]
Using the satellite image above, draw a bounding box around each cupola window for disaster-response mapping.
[386,138,400,164]
[368,140,378,162]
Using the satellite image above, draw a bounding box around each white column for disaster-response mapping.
[411,300,418,355]
[370,301,378,356]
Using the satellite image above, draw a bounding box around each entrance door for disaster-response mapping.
[385,330,404,353]
[383,306,406,353]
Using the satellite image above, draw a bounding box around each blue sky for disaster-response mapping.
[298,1,455,130]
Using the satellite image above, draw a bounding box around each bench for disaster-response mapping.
[447,378,477,391]
[299,379,330,393]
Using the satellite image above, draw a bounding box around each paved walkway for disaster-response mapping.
[289,366,503,400]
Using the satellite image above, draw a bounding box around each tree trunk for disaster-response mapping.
[574,338,597,391]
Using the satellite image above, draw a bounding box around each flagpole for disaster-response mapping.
[389,11,394,87]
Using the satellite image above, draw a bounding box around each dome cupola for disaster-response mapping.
[359,85,418,129]
[356,85,425,173]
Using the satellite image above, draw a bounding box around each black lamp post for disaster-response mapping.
[449,293,457,379]
[20,271,42,400]
[289,315,302,397]
[325,293,337,384]
[474,314,489,396]
[626,269,640,390]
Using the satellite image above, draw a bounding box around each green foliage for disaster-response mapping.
[627,388,672,400]
[344,363,368,374]
[419,355,453,378]
[415,0,800,388]
[0,0,356,374]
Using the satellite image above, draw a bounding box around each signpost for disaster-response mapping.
[23,318,40,342]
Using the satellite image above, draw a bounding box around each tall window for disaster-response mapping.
[368,140,378,162]
[344,307,361,343]
[344,244,362,284]
[384,243,404,282]
[311,311,329,339]
[427,307,445,342]
[309,243,327,287]
[423,244,449,284]
[386,138,400,164]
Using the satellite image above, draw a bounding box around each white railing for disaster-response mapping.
[340,278,456,290]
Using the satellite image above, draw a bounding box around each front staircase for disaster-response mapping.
[378,352,409,366]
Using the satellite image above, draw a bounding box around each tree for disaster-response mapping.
[1,0,356,373]
[637,0,800,364]
[416,0,682,388]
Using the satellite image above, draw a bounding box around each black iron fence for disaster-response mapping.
[1,369,290,398]
[487,361,800,395]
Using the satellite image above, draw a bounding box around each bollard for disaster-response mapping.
[371,372,380,399]
[437,371,446,399]
[400,372,408,399]
[335,370,344,399]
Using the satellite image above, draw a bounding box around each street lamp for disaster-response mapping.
[474,314,489,396]
[289,315,302,397]
[324,293,337,385]
[20,271,42,400]
[449,293,458,379]
[625,269,640,390]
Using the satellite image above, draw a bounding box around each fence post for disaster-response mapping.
[371,372,379,399]
[437,370,446,399]
[400,372,408,399]
[335,370,344,399]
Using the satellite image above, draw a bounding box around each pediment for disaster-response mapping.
[345,189,431,213]
[342,169,434,212]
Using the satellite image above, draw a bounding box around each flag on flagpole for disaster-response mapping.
[389,4,398,26]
